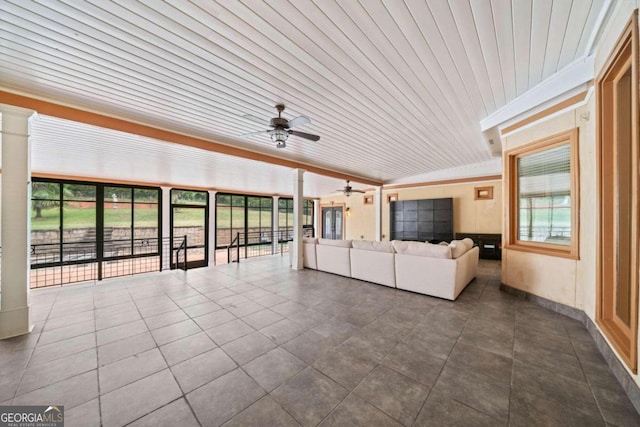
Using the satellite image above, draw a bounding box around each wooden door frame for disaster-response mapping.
[596,10,639,373]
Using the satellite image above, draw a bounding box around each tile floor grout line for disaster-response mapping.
[10,286,60,404]
[564,316,608,424]
[130,278,207,426]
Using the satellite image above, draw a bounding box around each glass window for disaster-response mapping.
[507,130,578,258]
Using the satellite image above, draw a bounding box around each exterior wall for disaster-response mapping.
[502,0,640,387]
[501,108,586,307]
[319,179,502,241]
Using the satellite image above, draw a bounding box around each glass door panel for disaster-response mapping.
[172,206,207,268]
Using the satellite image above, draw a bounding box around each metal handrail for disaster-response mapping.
[175,235,188,271]
[227,232,241,263]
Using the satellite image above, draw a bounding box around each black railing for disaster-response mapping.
[518,226,571,242]
[175,236,188,271]
[228,232,241,263]
[227,229,297,263]
[29,236,188,288]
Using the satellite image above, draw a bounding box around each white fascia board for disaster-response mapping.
[384,159,502,186]
[480,55,595,132]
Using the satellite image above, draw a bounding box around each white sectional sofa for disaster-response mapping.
[303,237,479,300]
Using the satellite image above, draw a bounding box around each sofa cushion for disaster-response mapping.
[352,240,395,253]
[392,240,452,259]
[303,237,318,244]
[449,240,467,259]
[318,238,352,248]
[461,238,474,251]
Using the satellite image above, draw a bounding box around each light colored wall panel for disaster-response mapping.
[504,249,577,306]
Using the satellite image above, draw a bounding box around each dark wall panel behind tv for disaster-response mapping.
[390,198,453,242]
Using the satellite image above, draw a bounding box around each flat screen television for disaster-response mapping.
[390,198,453,242]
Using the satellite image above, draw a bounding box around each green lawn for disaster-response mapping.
[31,206,295,230]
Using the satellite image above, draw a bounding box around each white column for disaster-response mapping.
[272,196,279,255]
[208,191,217,265]
[375,186,382,241]
[161,186,171,270]
[313,200,320,238]
[291,169,305,270]
[0,105,35,339]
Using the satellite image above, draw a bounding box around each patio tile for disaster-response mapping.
[128,398,200,427]
[0,370,23,402]
[227,300,264,318]
[150,319,201,346]
[414,390,499,427]
[206,319,255,346]
[38,321,95,346]
[260,318,305,344]
[313,346,377,390]
[253,293,288,308]
[100,369,182,427]
[159,331,216,366]
[354,365,429,426]
[271,367,348,426]
[13,370,98,410]
[381,343,446,388]
[282,330,336,364]
[243,348,306,392]
[99,348,167,394]
[171,348,237,393]
[271,300,308,317]
[187,368,265,426]
[242,309,284,329]
[18,348,97,395]
[98,332,156,366]
[183,301,222,318]
[29,332,96,367]
[224,396,300,427]
[64,398,101,427]
[221,331,277,365]
[319,394,402,427]
[143,309,189,330]
[95,309,141,331]
[97,319,148,346]
[193,309,236,329]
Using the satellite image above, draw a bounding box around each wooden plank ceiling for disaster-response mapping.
[0,0,606,196]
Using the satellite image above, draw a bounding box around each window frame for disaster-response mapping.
[505,129,580,259]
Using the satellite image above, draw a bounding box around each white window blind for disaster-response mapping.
[517,143,571,245]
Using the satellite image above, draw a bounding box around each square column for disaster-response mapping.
[272,196,279,255]
[375,186,382,241]
[208,190,217,265]
[161,186,171,270]
[0,105,36,339]
[291,169,305,270]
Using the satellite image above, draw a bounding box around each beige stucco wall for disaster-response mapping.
[501,108,586,307]
[319,179,502,241]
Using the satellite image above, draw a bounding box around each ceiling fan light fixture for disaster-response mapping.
[270,128,289,146]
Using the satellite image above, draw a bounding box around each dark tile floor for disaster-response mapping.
[1,257,639,426]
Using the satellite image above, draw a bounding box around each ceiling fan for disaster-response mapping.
[241,104,320,148]
[336,180,365,197]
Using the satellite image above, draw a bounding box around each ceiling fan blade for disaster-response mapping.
[240,129,270,137]
[352,189,366,193]
[290,130,320,141]
[287,116,311,129]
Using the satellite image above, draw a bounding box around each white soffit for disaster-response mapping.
[27,115,352,198]
[0,0,609,187]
